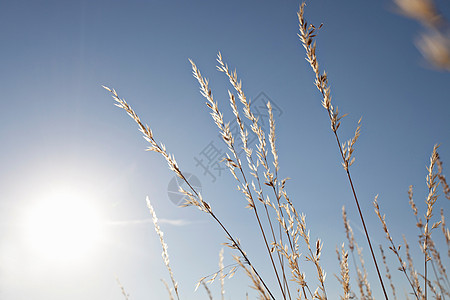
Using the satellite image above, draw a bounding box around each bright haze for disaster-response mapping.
[0,1,449,299]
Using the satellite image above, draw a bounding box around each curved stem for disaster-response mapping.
[332,129,389,300]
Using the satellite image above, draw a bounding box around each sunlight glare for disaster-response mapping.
[23,191,103,262]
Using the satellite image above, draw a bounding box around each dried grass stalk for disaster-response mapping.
[161,279,175,300]
[441,209,450,257]
[105,85,274,299]
[297,3,388,298]
[147,197,180,300]
[190,57,280,299]
[116,277,131,300]
[380,245,397,300]
[374,195,420,299]
[219,248,225,300]
[342,206,368,299]
[201,281,213,300]
[424,145,441,298]
[336,243,351,300]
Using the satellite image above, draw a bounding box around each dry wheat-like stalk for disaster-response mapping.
[342,207,366,298]
[161,279,175,300]
[374,195,420,299]
[201,281,213,300]
[189,58,278,300]
[341,206,377,299]
[234,255,271,300]
[195,259,240,292]
[380,245,397,300]
[147,197,180,300]
[109,12,358,299]
[406,182,445,294]
[106,3,450,299]
[356,243,374,300]
[103,86,183,179]
[408,185,423,230]
[116,277,131,300]
[221,67,286,297]
[404,235,425,298]
[216,53,296,300]
[427,238,449,297]
[441,209,450,258]
[266,100,296,300]
[275,191,327,299]
[423,278,441,300]
[410,152,450,297]
[436,153,450,200]
[219,248,225,300]
[424,144,441,298]
[336,243,351,300]
[104,85,274,299]
[297,3,388,298]
[192,54,322,299]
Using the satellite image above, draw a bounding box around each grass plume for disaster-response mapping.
[106,1,449,299]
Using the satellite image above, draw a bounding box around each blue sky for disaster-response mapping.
[1,0,449,299]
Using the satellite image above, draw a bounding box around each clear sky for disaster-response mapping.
[1,0,449,299]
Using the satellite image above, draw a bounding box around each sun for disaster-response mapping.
[23,191,103,262]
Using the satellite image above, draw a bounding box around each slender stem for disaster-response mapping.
[335,137,389,299]
[252,200,286,299]
[230,143,285,299]
[425,248,428,300]
[208,210,276,300]
[429,257,445,299]
[296,5,387,296]
[261,195,291,299]
[325,109,388,299]
[251,154,291,299]
[270,184,298,299]
[346,169,389,300]
[181,173,277,300]
[108,88,276,300]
